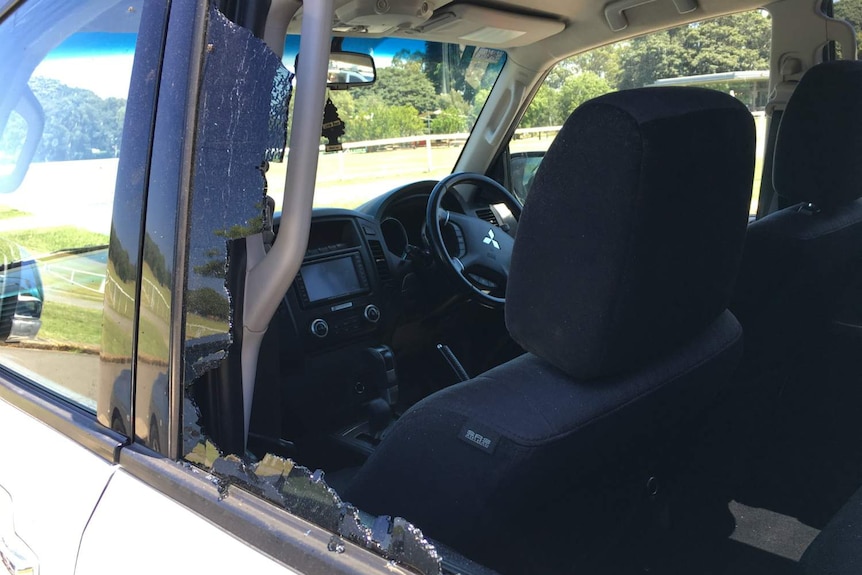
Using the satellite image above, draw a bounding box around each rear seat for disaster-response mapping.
[721,60,862,525]
[801,486,862,574]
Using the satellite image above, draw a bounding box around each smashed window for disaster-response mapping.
[181,8,441,574]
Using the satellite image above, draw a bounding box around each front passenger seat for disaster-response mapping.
[345,87,755,573]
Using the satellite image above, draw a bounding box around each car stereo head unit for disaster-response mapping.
[294,252,370,307]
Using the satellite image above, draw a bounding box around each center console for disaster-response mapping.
[270,213,401,455]
[249,210,415,468]
[283,215,394,350]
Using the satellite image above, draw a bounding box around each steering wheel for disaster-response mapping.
[425,172,522,307]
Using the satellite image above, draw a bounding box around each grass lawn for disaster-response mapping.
[42,249,107,301]
[39,300,102,347]
[100,314,128,357]
[0,205,29,220]
[186,313,229,339]
[0,226,108,256]
[0,228,110,348]
[137,315,170,360]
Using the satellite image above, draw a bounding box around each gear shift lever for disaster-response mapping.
[364,345,399,406]
[363,346,398,440]
[367,398,392,438]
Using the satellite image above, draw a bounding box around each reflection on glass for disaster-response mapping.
[100,0,169,436]
[0,0,144,417]
[183,8,291,454]
[327,51,375,85]
[133,231,172,448]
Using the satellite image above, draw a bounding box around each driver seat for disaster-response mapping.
[344,87,755,573]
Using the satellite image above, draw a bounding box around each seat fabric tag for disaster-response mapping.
[458,422,499,454]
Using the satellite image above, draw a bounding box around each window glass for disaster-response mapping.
[0,2,143,410]
[512,10,771,214]
[833,0,862,58]
[265,38,506,211]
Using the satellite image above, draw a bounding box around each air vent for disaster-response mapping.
[475,207,498,226]
[367,240,392,283]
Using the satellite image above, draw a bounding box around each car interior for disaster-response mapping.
[176,0,862,573]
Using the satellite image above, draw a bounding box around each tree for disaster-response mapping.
[143,233,171,287]
[835,0,862,57]
[519,72,612,129]
[328,91,356,116]
[618,30,688,89]
[423,42,468,98]
[520,84,560,128]
[187,287,230,320]
[431,109,466,134]
[109,225,135,283]
[355,63,438,114]
[436,90,470,117]
[541,64,575,91]
[347,97,424,142]
[567,45,622,88]
[617,11,771,89]
[0,112,26,162]
[557,72,613,116]
[683,14,771,75]
[0,77,128,162]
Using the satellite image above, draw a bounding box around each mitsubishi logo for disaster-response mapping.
[483,229,500,249]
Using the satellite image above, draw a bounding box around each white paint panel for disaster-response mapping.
[0,399,115,575]
[76,469,300,574]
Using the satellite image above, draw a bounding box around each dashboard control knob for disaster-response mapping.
[310,318,329,338]
[364,304,381,324]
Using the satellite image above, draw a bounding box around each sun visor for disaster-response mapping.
[411,5,565,47]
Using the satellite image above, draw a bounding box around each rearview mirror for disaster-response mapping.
[327,51,376,89]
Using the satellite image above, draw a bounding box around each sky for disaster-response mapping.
[33,32,137,99]
[34,55,135,99]
[31,32,425,100]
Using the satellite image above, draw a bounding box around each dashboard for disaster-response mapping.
[274,179,509,355]
[263,179,520,443]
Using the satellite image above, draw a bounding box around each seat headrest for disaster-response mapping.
[505,87,754,379]
[774,60,862,210]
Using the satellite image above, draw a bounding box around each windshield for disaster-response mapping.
[267,37,506,210]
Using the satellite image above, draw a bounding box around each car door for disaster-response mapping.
[0,2,300,573]
[2,1,450,572]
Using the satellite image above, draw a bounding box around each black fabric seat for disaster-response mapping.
[801,485,862,574]
[725,61,862,522]
[732,60,862,373]
[344,87,755,573]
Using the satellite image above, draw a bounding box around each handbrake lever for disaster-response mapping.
[437,343,469,382]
